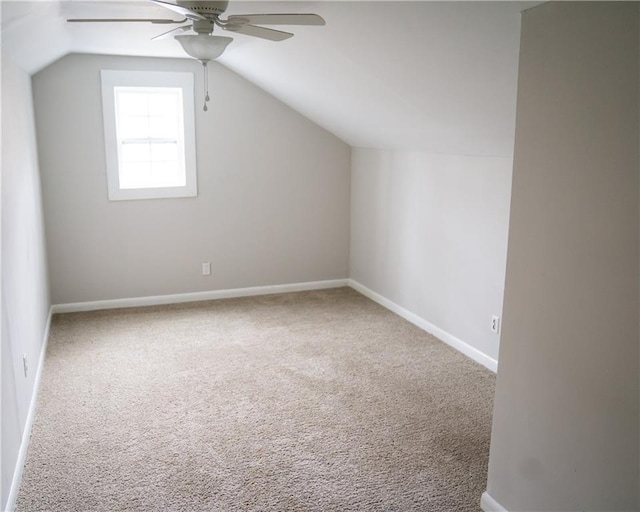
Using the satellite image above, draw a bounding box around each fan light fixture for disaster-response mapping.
[174,34,233,61]
[174,34,233,111]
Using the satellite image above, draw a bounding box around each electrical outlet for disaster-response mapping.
[22,353,28,378]
[202,262,211,276]
[491,316,500,334]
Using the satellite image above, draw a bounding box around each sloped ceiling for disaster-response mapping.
[1,1,535,156]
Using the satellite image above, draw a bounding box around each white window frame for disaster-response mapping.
[101,70,198,201]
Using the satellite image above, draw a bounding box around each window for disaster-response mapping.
[101,70,197,200]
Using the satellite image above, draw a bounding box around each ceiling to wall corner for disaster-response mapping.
[1,1,537,156]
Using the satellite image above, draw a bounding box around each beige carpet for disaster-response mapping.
[17,287,495,511]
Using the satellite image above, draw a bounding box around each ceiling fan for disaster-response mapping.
[67,1,325,110]
[67,0,325,60]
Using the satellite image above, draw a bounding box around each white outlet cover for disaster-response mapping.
[491,316,500,334]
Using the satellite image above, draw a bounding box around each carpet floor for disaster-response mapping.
[16,287,495,511]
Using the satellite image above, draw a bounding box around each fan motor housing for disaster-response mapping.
[175,1,229,17]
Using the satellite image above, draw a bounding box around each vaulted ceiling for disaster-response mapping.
[1,1,536,156]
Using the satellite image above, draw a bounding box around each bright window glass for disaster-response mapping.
[115,87,185,190]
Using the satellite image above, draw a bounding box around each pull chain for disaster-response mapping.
[202,61,210,112]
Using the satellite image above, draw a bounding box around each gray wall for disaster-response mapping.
[33,54,351,305]
[1,53,51,510]
[350,149,512,364]
[485,2,639,510]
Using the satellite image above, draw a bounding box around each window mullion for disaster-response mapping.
[120,138,178,145]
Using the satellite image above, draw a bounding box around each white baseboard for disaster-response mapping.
[348,279,498,373]
[5,307,53,512]
[481,492,508,512]
[51,279,350,314]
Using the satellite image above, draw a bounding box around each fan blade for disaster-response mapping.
[224,23,292,41]
[152,24,191,40]
[226,13,325,26]
[67,18,187,24]
[149,0,205,21]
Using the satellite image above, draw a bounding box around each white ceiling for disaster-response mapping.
[1,1,535,156]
